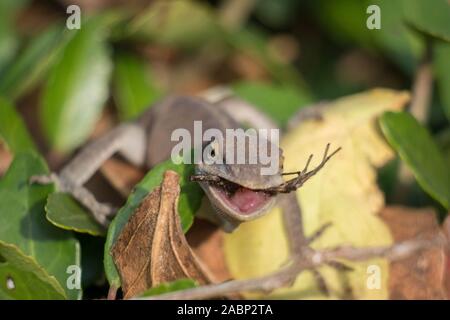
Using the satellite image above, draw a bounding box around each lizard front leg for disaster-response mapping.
[31,123,147,227]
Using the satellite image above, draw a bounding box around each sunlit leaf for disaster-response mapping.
[224,89,410,299]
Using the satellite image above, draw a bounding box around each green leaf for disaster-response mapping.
[41,18,112,153]
[0,242,66,299]
[125,0,222,50]
[402,0,450,42]
[0,25,66,100]
[0,261,65,300]
[0,262,57,300]
[113,52,161,120]
[0,97,37,153]
[434,42,450,120]
[232,81,312,127]
[104,159,203,288]
[45,193,105,237]
[0,152,82,299]
[380,111,450,208]
[139,279,197,297]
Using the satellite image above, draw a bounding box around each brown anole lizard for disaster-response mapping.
[31,92,338,239]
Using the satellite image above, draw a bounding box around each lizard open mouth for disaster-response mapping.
[210,179,273,215]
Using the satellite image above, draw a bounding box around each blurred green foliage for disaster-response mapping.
[0,153,81,299]
[0,0,449,300]
[381,111,450,209]
[113,52,161,120]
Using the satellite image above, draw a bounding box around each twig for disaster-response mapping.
[107,285,118,300]
[139,236,446,300]
[409,40,433,124]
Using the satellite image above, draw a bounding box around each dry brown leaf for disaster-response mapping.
[111,170,213,299]
[380,206,447,300]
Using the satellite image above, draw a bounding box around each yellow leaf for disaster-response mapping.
[224,89,410,299]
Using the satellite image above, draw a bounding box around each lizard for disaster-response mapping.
[31,91,339,236]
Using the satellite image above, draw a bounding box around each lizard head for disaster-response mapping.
[194,136,284,232]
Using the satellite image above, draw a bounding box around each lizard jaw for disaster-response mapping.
[213,185,272,215]
[199,180,277,230]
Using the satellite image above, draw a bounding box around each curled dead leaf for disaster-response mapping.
[111,170,213,299]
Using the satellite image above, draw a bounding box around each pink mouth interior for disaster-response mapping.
[215,186,271,215]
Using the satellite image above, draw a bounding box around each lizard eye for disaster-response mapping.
[203,139,220,164]
[209,139,221,159]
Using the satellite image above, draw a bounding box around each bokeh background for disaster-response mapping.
[0,0,449,299]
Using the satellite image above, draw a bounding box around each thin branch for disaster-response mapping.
[316,237,445,263]
[138,236,446,300]
[107,285,118,300]
[409,40,433,124]
[137,263,299,300]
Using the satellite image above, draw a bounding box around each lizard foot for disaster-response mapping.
[30,172,116,228]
